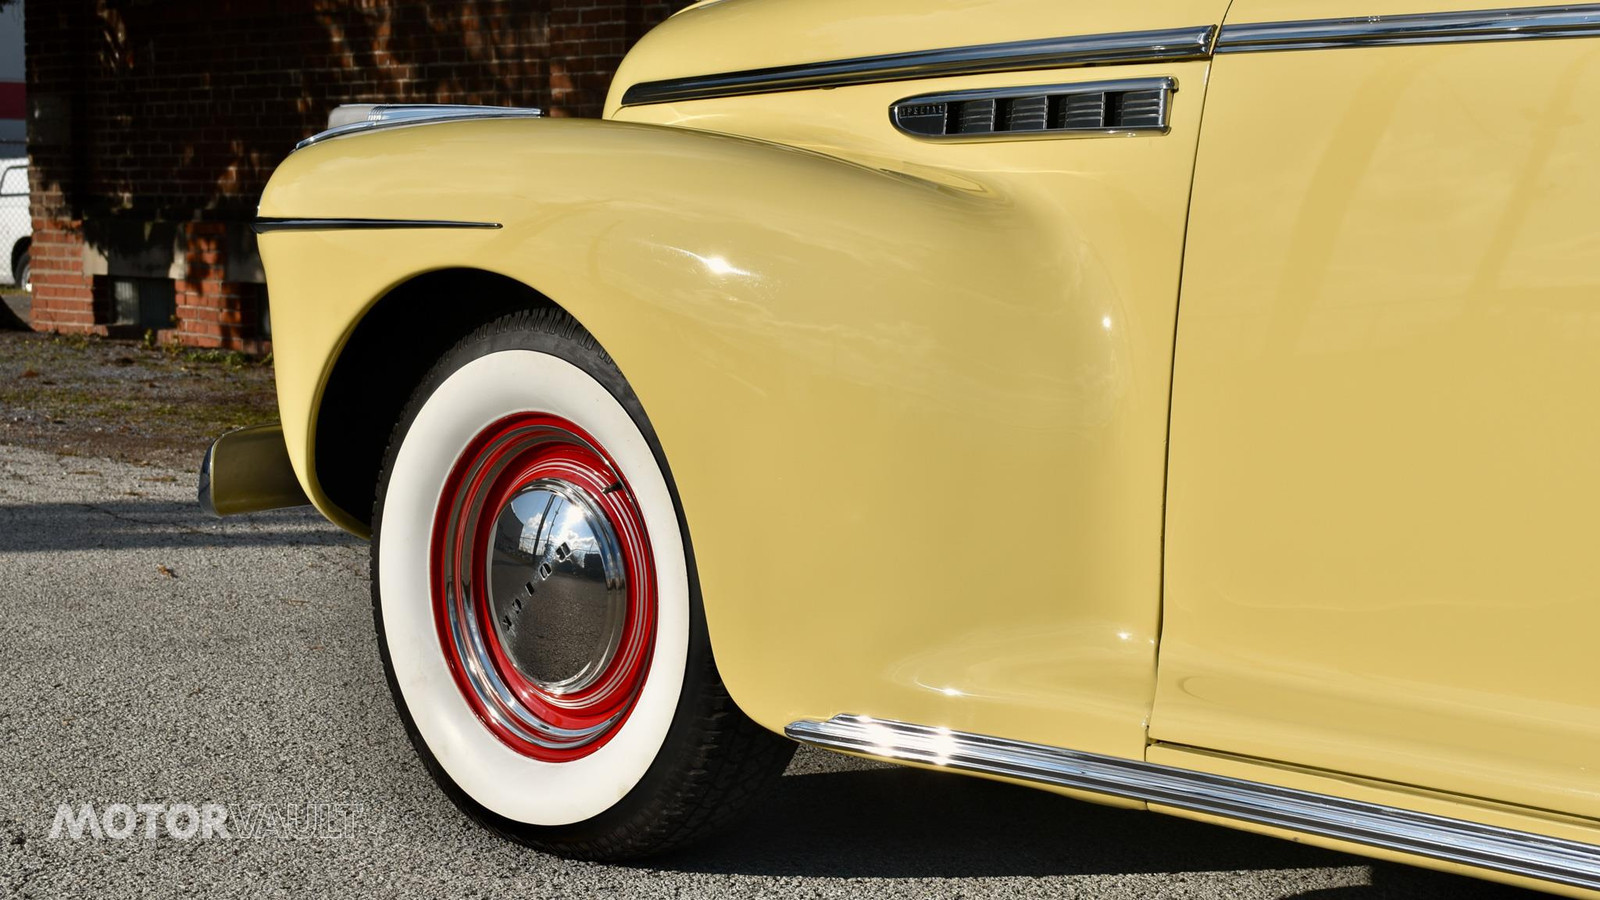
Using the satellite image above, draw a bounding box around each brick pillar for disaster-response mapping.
[23,0,97,334]
[25,216,95,333]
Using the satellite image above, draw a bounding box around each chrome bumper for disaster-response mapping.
[197,423,311,517]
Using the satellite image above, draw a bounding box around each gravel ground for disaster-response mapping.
[0,329,277,470]
[0,443,1547,898]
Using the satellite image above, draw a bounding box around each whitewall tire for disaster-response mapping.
[370,308,792,859]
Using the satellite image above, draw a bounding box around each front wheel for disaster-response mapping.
[371,308,793,859]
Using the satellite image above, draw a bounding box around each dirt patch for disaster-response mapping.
[0,330,278,471]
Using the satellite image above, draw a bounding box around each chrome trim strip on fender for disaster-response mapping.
[251,217,502,234]
[786,714,1600,891]
[1217,3,1600,53]
[618,26,1215,107]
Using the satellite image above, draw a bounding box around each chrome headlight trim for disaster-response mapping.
[293,104,544,152]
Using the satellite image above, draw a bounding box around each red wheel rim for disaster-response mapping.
[429,412,656,761]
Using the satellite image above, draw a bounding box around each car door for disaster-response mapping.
[1154,0,1600,819]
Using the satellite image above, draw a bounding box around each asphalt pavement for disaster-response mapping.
[0,443,1543,898]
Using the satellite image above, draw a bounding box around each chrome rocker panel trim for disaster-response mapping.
[619,26,1215,107]
[786,714,1600,892]
[251,217,502,234]
[1217,3,1600,53]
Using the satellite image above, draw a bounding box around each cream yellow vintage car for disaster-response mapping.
[198,0,1600,893]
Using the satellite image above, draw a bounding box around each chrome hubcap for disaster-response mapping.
[487,479,628,695]
[431,413,657,761]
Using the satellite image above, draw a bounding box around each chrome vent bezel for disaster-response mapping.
[890,77,1175,141]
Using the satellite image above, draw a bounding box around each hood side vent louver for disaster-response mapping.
[1059,92,1109,130]
[892,77,1174,141]
[1006,95,1051,131]
[1112,89,1166,128]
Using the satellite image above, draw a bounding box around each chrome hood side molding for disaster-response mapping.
[619,26,1215,107]
[1217,3,1600,53]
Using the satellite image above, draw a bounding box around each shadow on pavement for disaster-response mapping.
[1282,863,1541,899]
[661,765,1538,896]
[0,498,359,552]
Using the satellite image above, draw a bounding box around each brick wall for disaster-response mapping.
[24,0,689,349]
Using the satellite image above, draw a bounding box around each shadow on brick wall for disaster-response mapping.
[23,0,685,340]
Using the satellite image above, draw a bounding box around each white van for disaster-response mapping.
[0,157,29,290]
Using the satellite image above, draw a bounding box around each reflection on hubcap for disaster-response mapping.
[488,480,627,695]
[430,412,656,762]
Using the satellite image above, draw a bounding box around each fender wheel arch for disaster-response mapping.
[313,268,558,532]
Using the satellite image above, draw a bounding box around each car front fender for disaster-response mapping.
[257,114,1172,766]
